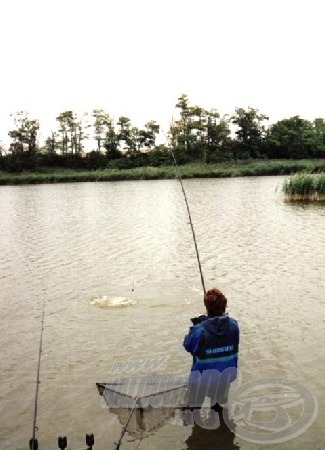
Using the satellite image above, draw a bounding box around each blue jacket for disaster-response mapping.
[183,314,239,381]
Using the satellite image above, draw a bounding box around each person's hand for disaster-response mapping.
[191,314,207,325]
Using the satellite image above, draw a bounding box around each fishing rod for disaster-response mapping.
[8,241,48,450]
[165,133,206,294]
[29,293,46,450]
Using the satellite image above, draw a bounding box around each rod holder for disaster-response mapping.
[29,438,38,450]
[58,435,67,449]
[86,433,94,448]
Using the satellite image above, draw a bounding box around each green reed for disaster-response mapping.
[283,173,325,201]
[0,159,324,186]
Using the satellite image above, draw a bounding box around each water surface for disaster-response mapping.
[0,177,324,449]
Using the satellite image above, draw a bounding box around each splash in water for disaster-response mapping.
[89,295,137,308]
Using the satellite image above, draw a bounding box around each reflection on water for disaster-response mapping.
[185,411,240,450]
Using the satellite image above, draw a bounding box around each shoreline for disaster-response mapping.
[0,159,324,186]
[284,194,325,202]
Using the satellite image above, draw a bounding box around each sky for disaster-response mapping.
[0,0,324,149]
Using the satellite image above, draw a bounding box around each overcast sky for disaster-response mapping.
[0,0,324,148]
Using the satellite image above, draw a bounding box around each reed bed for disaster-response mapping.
[283,173,325,201]
[0,159,324,186]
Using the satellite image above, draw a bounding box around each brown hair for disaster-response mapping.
[204,288,227,317]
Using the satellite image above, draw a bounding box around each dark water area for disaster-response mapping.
[0,176,324,449]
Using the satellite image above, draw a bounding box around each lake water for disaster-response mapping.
[0,176,324,450]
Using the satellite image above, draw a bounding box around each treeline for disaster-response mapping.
[1,94,325,172]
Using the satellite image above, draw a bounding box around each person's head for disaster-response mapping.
[204,288,227,317]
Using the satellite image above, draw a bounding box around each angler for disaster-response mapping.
[183,288,240,411]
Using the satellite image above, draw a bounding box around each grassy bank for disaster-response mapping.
[0,159,324,186]
[283,173,325,201]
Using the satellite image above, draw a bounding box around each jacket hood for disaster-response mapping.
[201,314,230,337]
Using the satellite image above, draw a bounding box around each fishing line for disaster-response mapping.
[165,132,206,294]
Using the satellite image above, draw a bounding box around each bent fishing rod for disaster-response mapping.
[166,135,206,295]
[113,139,208,450]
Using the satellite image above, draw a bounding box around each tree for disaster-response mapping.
[170,95,232,162]
[170,94,193,153]
[92,109,112,153]
[312,118,325,157]
[8,111,40,170]
[205,111,231,161]
[104,120,121,160]
[0,141,6,171]
[114,116,133,154]
[148,144,172,166]
[8,111,40,155]
[43,132,60,156]
[231,107,268,158]
[265,116,315,159]
[56,111,88,156]
[56,111,72,155]
[142,120,160,149]
[128,120,160,154]
[0,141,5,156]
[75,114,89,155]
